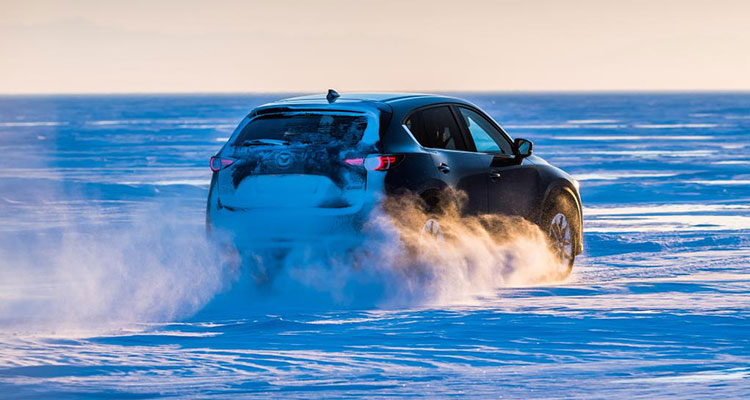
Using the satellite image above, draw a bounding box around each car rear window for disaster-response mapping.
[232,113,368,146]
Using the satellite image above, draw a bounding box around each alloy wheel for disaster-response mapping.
[548,212,574,267]
[420,217,445,242]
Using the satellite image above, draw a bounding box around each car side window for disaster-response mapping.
[457,107,513,155]
[405,106,466,151]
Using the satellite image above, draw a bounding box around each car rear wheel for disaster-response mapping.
[420,217,445,242]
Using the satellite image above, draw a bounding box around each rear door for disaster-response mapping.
[454,106,540,218]
[405,105,492,214]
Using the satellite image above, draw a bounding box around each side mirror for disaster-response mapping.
[514,138,533,158]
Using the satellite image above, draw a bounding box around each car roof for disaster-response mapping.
[280,92,442,103]
[252,92,472,116]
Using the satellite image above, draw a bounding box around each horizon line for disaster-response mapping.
[2,89,750,97]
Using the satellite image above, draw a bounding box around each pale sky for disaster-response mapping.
[1,0,749,93]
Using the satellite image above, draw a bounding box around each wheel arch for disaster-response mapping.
[418,182,452,214]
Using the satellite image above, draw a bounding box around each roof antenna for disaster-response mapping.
[326,89,340,103]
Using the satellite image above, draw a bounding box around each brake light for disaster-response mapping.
[364,154,402,171]
[209,156,234,172]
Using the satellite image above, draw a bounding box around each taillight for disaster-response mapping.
[364,154,403,171]
[344,154,403,170]
[209,156,234,172]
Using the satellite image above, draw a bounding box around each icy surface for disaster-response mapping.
[0,93,748,398]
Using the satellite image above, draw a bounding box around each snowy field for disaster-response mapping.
[0,93,748,398]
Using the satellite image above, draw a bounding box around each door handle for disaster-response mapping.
[489,171,502,180]
[437,162,451,174]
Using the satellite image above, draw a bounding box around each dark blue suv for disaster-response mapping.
[207,92,583,269]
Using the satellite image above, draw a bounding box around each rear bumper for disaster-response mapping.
[206,170,387,250]
[207,196,377,251]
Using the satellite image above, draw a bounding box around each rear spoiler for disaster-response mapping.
[251,107,376,117]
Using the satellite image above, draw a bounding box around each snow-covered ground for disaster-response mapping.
[0,93,748,398]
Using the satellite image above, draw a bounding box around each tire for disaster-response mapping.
[419,216,445,242]
[542,195,579,272]
[413,191,451,253]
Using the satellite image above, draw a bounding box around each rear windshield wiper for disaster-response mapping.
[239,138,291,147]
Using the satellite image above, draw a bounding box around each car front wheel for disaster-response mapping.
[542,196,578,272]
